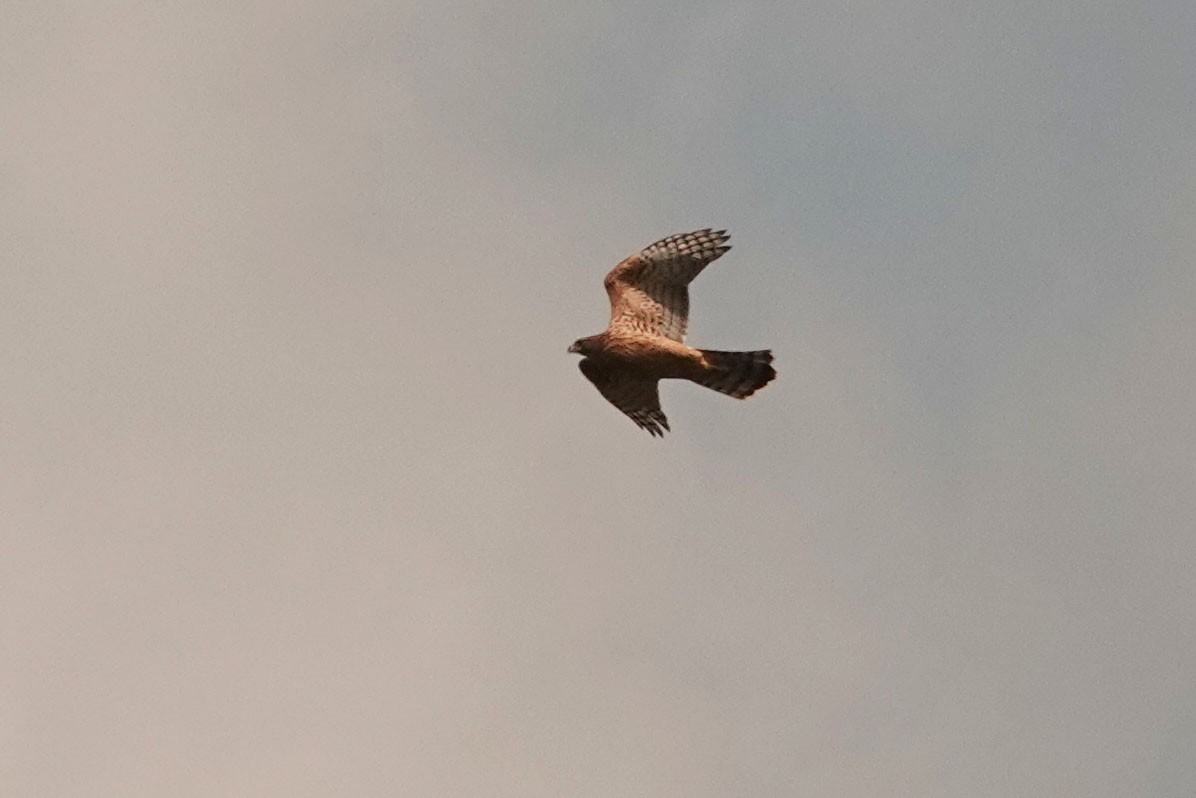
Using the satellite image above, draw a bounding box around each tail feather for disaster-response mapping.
[696,349,776,398]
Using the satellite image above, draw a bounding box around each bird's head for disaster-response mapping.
[567,336,597,356]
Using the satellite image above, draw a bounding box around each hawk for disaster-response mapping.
[568,229,775,436]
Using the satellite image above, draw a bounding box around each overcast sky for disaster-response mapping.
[4,2,1195,795]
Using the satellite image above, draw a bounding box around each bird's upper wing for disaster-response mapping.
[603,229,730,342]
[578,359,670,437]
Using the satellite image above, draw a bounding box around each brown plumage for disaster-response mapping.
[568,229,775,436]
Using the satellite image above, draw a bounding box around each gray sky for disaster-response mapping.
[4,1,1195,795]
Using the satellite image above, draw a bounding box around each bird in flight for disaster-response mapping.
[568,229,775,436]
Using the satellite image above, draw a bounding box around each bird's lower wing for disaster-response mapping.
[578,359,670,437]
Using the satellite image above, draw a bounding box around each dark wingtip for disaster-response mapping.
[644,420,668,437]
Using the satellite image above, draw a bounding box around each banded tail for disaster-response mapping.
[696,349,776,399]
